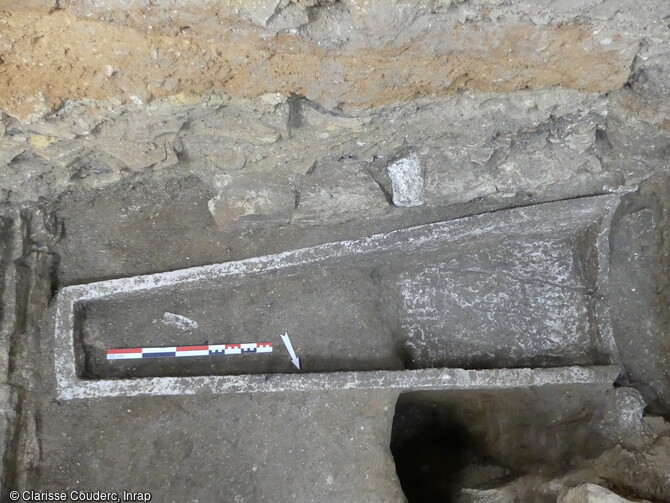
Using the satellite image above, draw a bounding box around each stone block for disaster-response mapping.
[293,162,388,223]
[387,153,425,207]
[208,175,295,231]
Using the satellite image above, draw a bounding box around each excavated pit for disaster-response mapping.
[390,384,639,503]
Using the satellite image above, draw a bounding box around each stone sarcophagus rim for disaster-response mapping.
[53,195,623,400]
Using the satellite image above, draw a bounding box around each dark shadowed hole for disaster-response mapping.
[390,394,479,503]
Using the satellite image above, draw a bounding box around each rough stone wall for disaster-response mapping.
[0,1,668,210]
[0,207,61,496]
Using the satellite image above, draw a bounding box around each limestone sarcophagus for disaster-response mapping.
[53,195,622,399]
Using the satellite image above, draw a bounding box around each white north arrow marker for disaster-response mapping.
[280,332,301,369]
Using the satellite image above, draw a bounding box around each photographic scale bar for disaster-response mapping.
[107,343,273,360]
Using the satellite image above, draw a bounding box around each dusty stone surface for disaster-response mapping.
[35,391,406,503]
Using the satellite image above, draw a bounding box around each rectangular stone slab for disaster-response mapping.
[55,365,619,400]
[53,195,622,399]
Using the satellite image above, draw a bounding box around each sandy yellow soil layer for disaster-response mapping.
[0,6,636,122]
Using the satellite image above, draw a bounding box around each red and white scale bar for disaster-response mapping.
[107,343,273,360]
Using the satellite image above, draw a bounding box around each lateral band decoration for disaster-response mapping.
[106,343,273,360]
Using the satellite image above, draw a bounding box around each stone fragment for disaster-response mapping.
[162,312,199,331]
[199,148,247,173]
[0,139,27,165]
[217,118,283,145]
[425,157,497,205]
[7,92,50,124]
[458,488,516,503]
[243,0,283,26]
[302,106,369,132]
[24,121,77,141]
[43,99,122,137]
[607,88,670,158]
[102,140,176,171]
[642,416,670,437]
[179,99,286,162]
[458,464,511,489]
[293,161,388,223]
[492,138,603,194]
[386,152,425,207]
[266,2,309,33]
[68,153,125,190]
[590,438,670,502]
[208,175,295,231]
[562,114,602,153]
[24,208,63,249]
[30,137,90,168]
[631,53,670,99]
[558,484,649,503]
[589,388,652,450]
[29,134,59,149]
[298,2,358,50]
[259,93,286,106]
